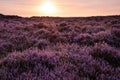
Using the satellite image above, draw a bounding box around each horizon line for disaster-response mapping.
[0,13,120,18]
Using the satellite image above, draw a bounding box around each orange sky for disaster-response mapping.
[0,0,120,17]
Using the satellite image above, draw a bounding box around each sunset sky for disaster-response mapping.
[0,0,120,17]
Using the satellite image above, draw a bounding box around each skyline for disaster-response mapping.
[0,0,120,17]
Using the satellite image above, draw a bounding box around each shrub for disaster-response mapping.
[34,39,49,49]
[58,23,71,32]
[82,26,105,34]
[33,29,50,39]
[73,26,82,33]
[90,43,120,67]
[59,23,67,27]
[112,24,120,29]
[0,49,56,80]
[93,31,110,43]
[60,31,77,43]
[74,33,94,46]
[48,32,66,43]
[0,41,13,56]
[111,28,120,38]
[105,29,120,47]
[10,35,35,51]
[33,23,48,29]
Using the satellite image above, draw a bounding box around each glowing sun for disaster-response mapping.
[39,1,57,15]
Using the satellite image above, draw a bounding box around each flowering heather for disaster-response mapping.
[0,14,120,80]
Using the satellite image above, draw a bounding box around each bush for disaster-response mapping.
[48,32,66,43]
[10,35,35,51]
[33,29,50,39]
[105,29,120,47]
[58,23,71,32]
[90,43,120,67]
[34,39,49,49]
[111,28,120,38]
[112,24,120,29]
[93,31,110,43]
[82,26,105,34]
[0,41,13,56]
[74,33,94,46]
[60,31,77,43]
[59,23,67,27]
[33,23,48,29]
[0,49,56,80]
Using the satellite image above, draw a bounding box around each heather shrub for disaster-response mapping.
[22,26,34,31]
[0,41,13,57]
[48,31,66,43]
[10,35,35,51]
[90,43,120,67]
[73,26,82,33]
[34,39,50,49]
[58,23,71,32]
[0,28,8,33]
[0,28,11,39]
[14,25,33,32]
[92,31,110,43]
[33,29,50,39]
[59,23,67,27]
[111,20,120,24]
[105,28,120,47]
[50,43,80,55]
[0,49,57,80]
[33,23,48,29]
[82,26,105,34]
[74,33,94,46]
[112,24,120,29]
[111,28,120,38]
[61,31,77,43]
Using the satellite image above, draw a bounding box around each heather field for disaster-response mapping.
[0,14,120,80]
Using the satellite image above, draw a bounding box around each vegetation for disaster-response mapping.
[0,14,120,80]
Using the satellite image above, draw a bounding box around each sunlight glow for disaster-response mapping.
[39,1,57,15]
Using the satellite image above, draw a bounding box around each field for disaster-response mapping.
[0,14,120,80]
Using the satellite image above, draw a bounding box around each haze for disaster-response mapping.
[0,0,120,17]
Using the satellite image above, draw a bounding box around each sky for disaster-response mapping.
[0,0,120,17]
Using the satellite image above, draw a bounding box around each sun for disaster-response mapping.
[39,1,57,15]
